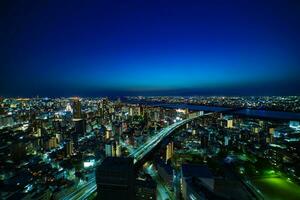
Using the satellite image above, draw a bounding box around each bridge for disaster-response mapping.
[63,112,213,200]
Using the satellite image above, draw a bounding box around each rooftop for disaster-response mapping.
[98,157,134,171]
[182,164,213,179]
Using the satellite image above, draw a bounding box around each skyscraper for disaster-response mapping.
[105,142,113,157]
[166,141,174,162]
[73,118,86,136]
[96,157,135,200]
[65,140,74,157]
[116,142,122,157]
[72,97,81,119]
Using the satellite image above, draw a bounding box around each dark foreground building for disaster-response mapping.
[96,157,135,200]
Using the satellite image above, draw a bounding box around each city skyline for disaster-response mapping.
[1,1,300,198]
[1,96,300,200]
[1,0,300,97]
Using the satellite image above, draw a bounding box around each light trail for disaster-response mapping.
[63,112,212,199]
[61,177,96,200]
[130,113,212,163]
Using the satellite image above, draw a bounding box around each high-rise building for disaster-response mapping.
[166,142,174,162]
[111,144,116,157]
[97,100,104,117]
[96,157,135,200]
[127,106,143,117]
[65,140,74,157]
[48,136,57,149]
[10,142,26,162]
[129,107,134,116]
[116,142,122,157]
[56,133,62,144]
[105,130,111,140]
[72,98,81,119]
[269,128,275,143]
[73,118,86,136]
[105,141,120,157]
[105,143,112,157]
[131,106,142,116]
[223,115,233,128]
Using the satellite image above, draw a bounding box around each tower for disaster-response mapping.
[72,97,81,119]
[166,142,174,162]
[65,140,74,157]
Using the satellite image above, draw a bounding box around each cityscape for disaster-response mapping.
[1,1,300,200]
[1,97,300,200]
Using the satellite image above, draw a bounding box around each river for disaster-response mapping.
[125,100,300,121]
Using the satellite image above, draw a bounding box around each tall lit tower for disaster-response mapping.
[166,141,174,162]
[72,97,81,119]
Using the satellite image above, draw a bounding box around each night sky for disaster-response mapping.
[1,0,300,97]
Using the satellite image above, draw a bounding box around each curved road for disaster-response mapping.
[62,112,212,199]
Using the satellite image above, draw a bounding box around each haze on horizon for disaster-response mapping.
[1,0,300,97]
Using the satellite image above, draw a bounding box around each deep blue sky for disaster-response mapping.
[1,0,300,97]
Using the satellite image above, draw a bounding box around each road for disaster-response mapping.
[145,163,175,200]
[130,113,211,163]
[59,176,96,200]
[62,112,211,199]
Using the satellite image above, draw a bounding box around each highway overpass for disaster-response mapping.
[129,112,213,164]
[65,112,212,199]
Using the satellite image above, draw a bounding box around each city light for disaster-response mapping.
[1,0,300,199]
[84,160,95,168]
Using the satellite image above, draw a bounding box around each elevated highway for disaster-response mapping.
[66,112,213,199]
